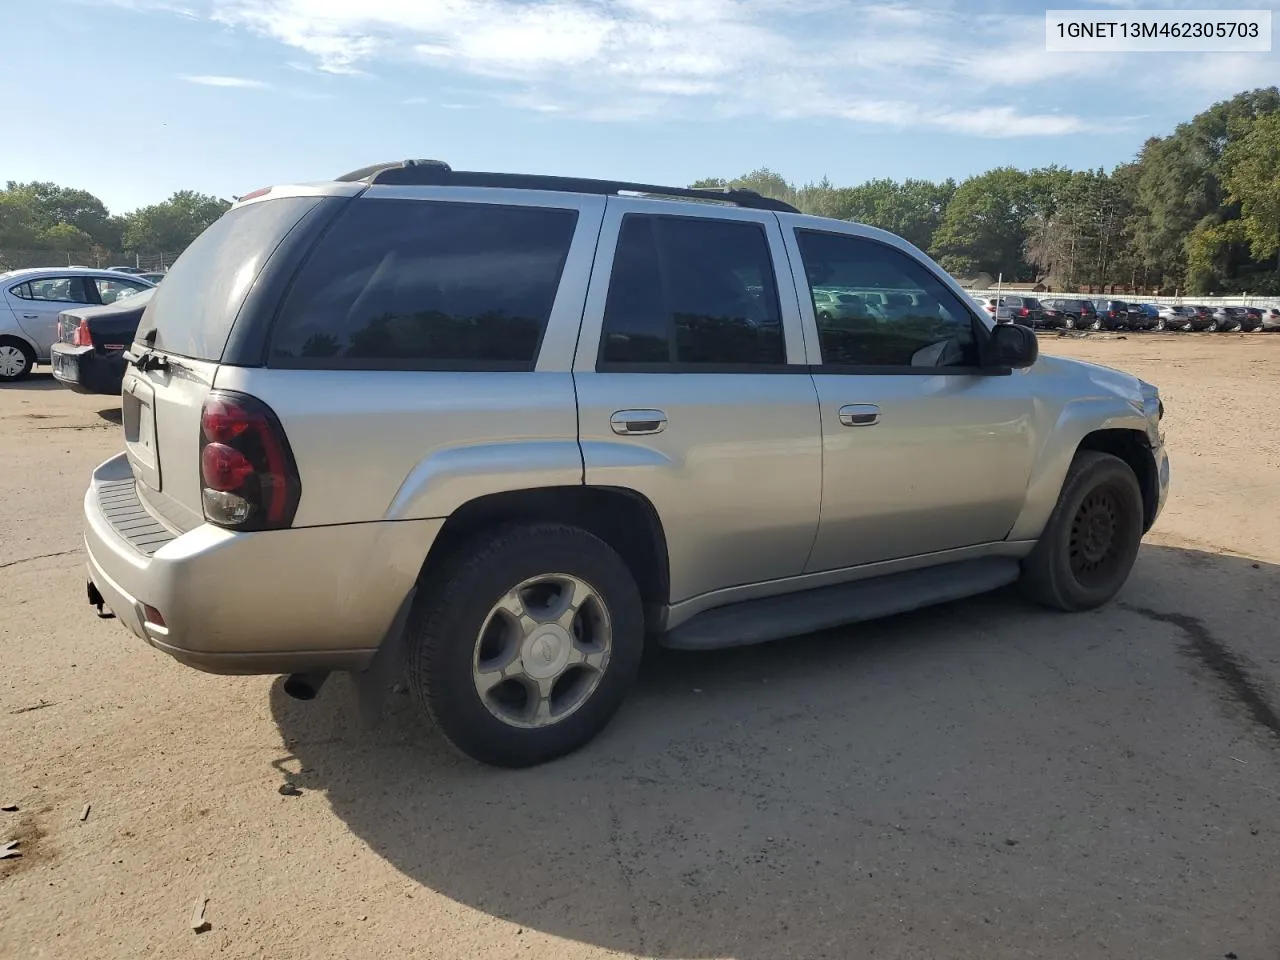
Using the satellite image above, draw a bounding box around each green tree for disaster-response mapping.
[819,178,955,251]
[40,223,93,252]
[3,181,115,247]
[122,191,231,252]
[929,167,1036,279]
[1131,87,1280,288]
[0,189,41,249]
[1221,112,1280,264]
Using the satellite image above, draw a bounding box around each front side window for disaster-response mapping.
[795,230,978,368]
[25,276,95,304]
[599,214,785,367]
[270,199,578,368]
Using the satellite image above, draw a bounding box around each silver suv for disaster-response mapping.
[82,160,1170,767]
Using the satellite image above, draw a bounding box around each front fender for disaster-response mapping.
[383,440,584,521]
[1006,397,1151,542]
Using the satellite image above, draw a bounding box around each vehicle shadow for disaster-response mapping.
[270,544,1280,958]
[97,407,122,425]
[0,371,62,390]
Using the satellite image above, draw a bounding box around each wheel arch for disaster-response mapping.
[417,485,671,632]
[1075,429,1159,532]
[1008,398,1155,542]
[0,332,39,377]
[0,330,39,357]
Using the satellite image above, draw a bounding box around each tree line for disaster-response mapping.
[3,86,1276,292]
[695,87,1280,296]
[0,183,230,268]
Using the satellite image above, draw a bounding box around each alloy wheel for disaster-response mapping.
[472,574,612,729]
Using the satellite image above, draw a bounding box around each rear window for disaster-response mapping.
[268,198,578,370]
[138,196,321,360]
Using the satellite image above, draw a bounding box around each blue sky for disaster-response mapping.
[2,0,1278,213]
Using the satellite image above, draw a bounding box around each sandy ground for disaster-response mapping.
[2,334,1279,960]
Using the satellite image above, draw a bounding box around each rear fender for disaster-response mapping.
[383,440,584,521]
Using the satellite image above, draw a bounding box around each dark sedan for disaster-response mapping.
[50,290,154,394]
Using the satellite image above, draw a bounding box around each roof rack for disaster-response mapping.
[334,159,801,213]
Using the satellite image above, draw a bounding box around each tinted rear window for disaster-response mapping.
[268,199,578,369]
[138,196,321,360]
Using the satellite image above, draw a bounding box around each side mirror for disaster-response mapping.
[989,322,1038,369]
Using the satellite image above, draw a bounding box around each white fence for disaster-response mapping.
[966,289,1280,308]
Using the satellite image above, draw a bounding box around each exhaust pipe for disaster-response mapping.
[283,671,329,701]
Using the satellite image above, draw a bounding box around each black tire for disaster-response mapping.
[406,522,645,768]
[1020,451,1144,612]
[1205,319,1219,332]
[1063,315,1076,330]
[0,336,35,383]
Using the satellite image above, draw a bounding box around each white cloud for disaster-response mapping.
[177,73,271,87]
[130,0,1268,135]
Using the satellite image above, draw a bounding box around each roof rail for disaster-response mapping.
[334,159,801,213]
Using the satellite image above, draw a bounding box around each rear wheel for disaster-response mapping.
[1205,318,1219,332]
[1154,317,1166,331]
[0,337,35,383]
[1063,315,1076,330]
[407,522,645,768]
[1020,451,1144,612]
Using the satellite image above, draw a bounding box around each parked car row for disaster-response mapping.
[1,267,157,382]
[974,295,1280,333]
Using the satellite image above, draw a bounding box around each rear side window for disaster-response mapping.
[599,214,785,368]
[269,199,578,369]
[139,196,322,360]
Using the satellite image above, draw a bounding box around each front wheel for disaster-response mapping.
[1205,319,1219,332]
[407,522,645,768]
[1153,317,1166,331]
[1089,317,1102,331]
[1063,315,1076,330]
[1020,451,1144,612]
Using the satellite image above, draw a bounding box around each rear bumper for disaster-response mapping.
[83,453,442,675]
[51,343,125,395]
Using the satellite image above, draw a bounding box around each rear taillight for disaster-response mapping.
[72,319,92,347]
[1019,307,1030,317]
[198,390,301,531]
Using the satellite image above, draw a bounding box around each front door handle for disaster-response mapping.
[838,403,880,427]
[22,314,39,319]
[610,409,667,436]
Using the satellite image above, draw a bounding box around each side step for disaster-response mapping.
[663,557,1021,651]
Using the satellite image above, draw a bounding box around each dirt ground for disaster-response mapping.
[2,334,1279,960]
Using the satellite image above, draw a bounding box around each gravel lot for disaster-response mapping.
[2,334,1279,960]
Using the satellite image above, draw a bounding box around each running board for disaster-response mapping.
[663,557,1021,651]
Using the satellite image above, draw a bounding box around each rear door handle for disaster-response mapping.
[610,409,667,436]
[22,314,38,319]
[838,404,880,427]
